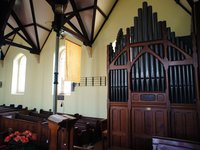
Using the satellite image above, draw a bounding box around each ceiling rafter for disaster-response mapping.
[11,10,38,52]
[6,23,30,44]
[5,24,23,38]
[1,0,119,57]
[41,29,52,51]
[5,23,33,39]
[62,26,89,44]
[65,18,84,36]
[65,5,94,16]
[91,0,97,40]
[0,0,15,34]
[3,34,16,58]
[69,0,90,43]
[0,0,15,46]
[4,22,33,37]
[175,0,191,15]
[96,6,106,18]
[37,23,51,32]
[5,39,35,52]
[65,14,75,21]
[93,0,119,43]
[30,0,40,50]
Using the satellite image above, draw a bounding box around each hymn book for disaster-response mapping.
[48,114,75,124]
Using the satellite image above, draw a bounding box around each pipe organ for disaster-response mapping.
[107,2,200,149]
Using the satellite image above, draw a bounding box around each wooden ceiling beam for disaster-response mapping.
[62,26,91,46]
[3,34,16,59]
[65,5,94,16]
[5,24,23,38]
[93,0,119,43]
[30,0,40,50]
[0,0,15,33]
[5,23,33,39]
[0,34,16,60]
[64,18,83,36]
[69,0,89,41]
[0,0,15,45]
[6,23,30,45]
[175,0,191,15]
[11,10,38,50]
[41,29,52,50]
[97,6,106,18]
[4,39,37,53]
[37,23,51,32]
[91,0,97,40]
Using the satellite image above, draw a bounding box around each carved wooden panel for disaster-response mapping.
[171,106,199,141]
[107,1,199,149]
[109,105,129,148]
[132,107,168,149]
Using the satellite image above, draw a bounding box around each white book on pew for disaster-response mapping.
[48,114,75,124]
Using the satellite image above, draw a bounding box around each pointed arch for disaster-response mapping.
[11,53,27,94]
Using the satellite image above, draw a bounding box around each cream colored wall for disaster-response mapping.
[0,35,43,109]
[0,0,190,118]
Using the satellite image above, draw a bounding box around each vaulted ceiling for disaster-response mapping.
[0,0,194,60]
[0,0,118,59]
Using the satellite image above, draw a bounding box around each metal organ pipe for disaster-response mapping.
[108,1,195,104]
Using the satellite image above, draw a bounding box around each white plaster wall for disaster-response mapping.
[0,0,191,118]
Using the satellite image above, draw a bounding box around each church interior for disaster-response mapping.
[0,0,200,149]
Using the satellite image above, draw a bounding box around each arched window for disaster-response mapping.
[11,53,27,94]
[58,48,72,95]
[53,46,72,96]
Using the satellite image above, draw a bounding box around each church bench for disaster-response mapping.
[74,125,96,146]
[0,116,49,149]
[75,116,107,140]
[0,108,107,149]
[29,111,52,119]
[152,136,200,150]
[39,109,53,116]
[72,115,107,148]
[0,106,17,114]
[0,104,36,116]
[15,113,46,122]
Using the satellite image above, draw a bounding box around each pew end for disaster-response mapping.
[152,136,200,150]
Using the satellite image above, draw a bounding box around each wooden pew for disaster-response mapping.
[0,115,50,149]
[29,111,52,119]
[15,113,46,122]
[73,114,107,147]
[40,109,53,117]
[0,107,107,150]
[0,104,31,116]
[152,136,200,150]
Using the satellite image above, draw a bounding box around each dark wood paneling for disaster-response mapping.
[171,106,199,140]
[155,110,167,136]
[132,107,168,149]
[132,107,168,136]
[107,1,200,149]
[109,105,129,148]
[0,117,49,148]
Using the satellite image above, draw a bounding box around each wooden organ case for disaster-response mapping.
[107,2,200,150]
